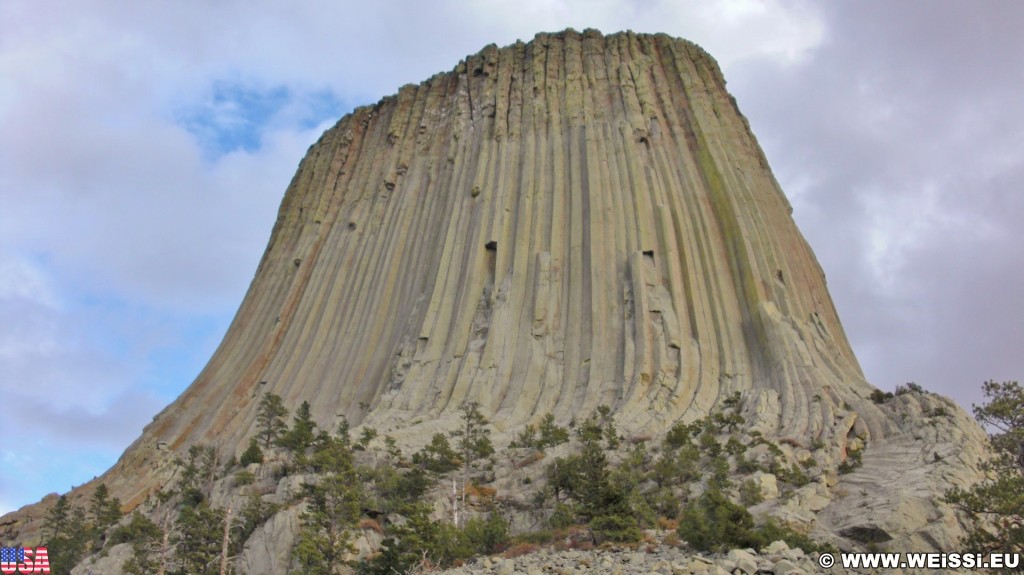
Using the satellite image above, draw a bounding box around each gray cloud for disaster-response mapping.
[730,0,1024,408]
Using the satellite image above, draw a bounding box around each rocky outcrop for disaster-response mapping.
[441,534,856,575]
[135,26,889,463]
[0,29,988,556]
[237,504,302,574]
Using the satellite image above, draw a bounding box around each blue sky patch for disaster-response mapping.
[178,80,349,160]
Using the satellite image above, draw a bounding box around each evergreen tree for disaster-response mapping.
[373,465,430,516]
[451,402,494,524]
[115,512,163,575]
[177,444,219,505]
[357,426,378,450]
[279,400,317,453]
[383,435,403,462]
[309,425,358,474]
[239,436,264,466]
[256,392,288,449]
[295,468,364,574]
[676,487,760,552]
[46,505,90,575]
[538,413,570,448]
[173,503,224,575]
[452,402,494,465]
[947,380,1024,563]
[43,495,71,540]
[89,483,123,540]
[43,496,89,575]
[412,433,461,474]
[544,415,642,542]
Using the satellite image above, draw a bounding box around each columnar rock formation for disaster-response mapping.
[2,29,988,554]
[159,28,881,445]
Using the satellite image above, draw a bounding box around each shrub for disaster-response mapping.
[109,511,161,546]
[838,447,864,474]
[548,503,576,530]
[870,389,893,404]
[412,433,461,474]
[537,414,570,448]
[590,513,642,543]
[677,489,760,552]
[895,382,925,395]
[240,437,264,466]
[775,463,811,487]
[740,478,764,506]
[504,542,539,558]
[757,518,835,554]
[462,513,510,555]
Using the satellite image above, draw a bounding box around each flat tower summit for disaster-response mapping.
[2,29,989,562]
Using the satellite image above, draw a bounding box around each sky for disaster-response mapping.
[1,1,1021,517]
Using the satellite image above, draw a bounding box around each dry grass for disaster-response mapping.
[657,517,679,530]
[358,518,383,534]
[514,450,546,468]
[503,543,539,558]
[465,484,497,500]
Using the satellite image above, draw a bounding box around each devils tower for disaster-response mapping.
[2,29,988,564]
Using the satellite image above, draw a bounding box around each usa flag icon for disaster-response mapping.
[0,547,23,574]
[1,547,49,574]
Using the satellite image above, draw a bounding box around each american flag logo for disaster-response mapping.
[0,547,23,574]
[0,547,49,574]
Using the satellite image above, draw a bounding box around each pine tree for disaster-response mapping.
[173,503,224,575]
[239,436,264,466]
[43,495,88,575]
[256,392,288,449]
[295,467,364,574]
[89,483,123,540]
[44,495,71,540]
[450,402,494,527]
[46,505,90,575]
[177,444,219,505]
[452,402,494,467]
[946,380,1024,564]
[116,512,163,575]
[411,433,460,474]
[538,413,570,448]
[279,400,317,453]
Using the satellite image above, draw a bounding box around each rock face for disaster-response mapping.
[153,27,880,447]
[0,29,988,553]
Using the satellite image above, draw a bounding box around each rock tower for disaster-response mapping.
[2,29,987,555]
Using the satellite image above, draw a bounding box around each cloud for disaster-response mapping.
[729,0,1024,407]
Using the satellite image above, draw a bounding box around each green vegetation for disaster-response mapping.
[677,487,760,551]
[452,402,495,475]
[240,436,264,466]
[838,445,864,474]
[870,389,894,404]
[40,482,125,575]
[67,394,850,573]
[946,380,1023,566]
[512,413,570,450]
[256,391,289,449]
[412,433,461,473]
[279,399,316,452]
